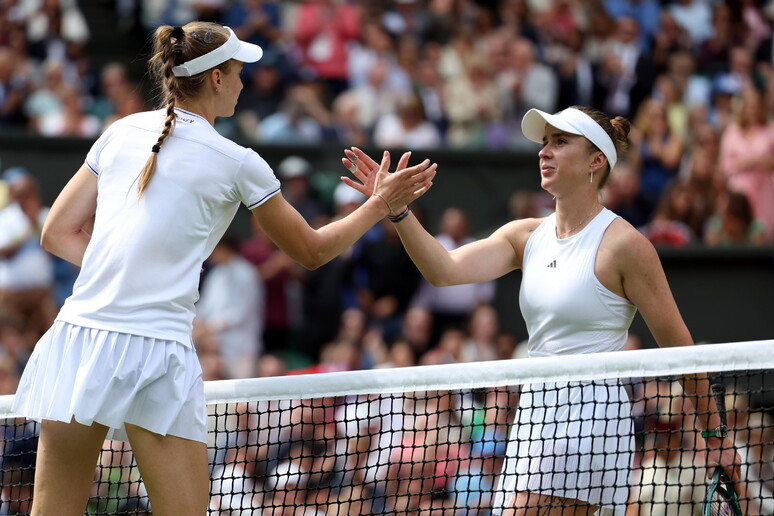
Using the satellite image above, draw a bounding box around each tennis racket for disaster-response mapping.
[702,380,743,516]
[704,467,742,516]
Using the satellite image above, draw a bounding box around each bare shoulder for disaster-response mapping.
[494,217,546,267]
[603,216,661,271]
[495,217,545,240]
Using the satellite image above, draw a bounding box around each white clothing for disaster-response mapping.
[519,208,636,357]
[494,380,633,512]
[372,113,442,149]
[13,321,207,443]
[0,204,53,290]
[57,108,280,345]
[197,255,264,378]
[495,208,637,512]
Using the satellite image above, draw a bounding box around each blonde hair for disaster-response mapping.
[137,22,235,198]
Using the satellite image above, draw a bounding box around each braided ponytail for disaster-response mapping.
[137,23,231,198]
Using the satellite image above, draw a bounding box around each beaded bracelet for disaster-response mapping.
[387,206,411,223]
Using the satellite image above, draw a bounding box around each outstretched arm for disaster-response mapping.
[342,147,536,286]
[253,151,435,270]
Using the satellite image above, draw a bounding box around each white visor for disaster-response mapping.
[521,107,617,171]
[172,27,263,77]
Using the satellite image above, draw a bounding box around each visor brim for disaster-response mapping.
[521,108,585,144]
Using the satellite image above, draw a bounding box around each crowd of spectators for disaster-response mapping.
[2,1,774,512]
[1,0,774,245]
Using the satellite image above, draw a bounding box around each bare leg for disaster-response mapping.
[503,492,600,516]
[125,423,209,516]
[31,419,109,516]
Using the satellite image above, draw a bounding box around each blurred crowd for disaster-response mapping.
[2,1,774,511]
[1,0,774,245]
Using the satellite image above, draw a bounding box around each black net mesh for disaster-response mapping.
[1,351,773,515]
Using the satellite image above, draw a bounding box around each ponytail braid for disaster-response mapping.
[137,23,230,198]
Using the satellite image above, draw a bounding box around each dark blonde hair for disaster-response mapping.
[569,105,631,189]
[137,22,235,198]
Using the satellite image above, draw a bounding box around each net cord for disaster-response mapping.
[0,339,772,414]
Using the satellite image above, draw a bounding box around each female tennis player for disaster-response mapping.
[343,106,741,515]
[12,22,435,516]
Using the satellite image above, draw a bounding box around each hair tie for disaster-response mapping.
[151,145,161,153]
[171,26,185,41]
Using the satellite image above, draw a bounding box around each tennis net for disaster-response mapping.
[1,339,773,515]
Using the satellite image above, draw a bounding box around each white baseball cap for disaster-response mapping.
[521,107,617,170]
[172,27,263,77]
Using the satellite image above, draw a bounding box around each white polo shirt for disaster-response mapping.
[57,108,280,345]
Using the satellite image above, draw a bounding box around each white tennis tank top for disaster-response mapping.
[519,207,636,357]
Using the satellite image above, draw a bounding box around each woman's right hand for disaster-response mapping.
[341,147,436,215]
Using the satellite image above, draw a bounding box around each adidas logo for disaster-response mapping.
[547,260,557,268]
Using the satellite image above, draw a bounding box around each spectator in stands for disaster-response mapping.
[412,207,495,341]
[669,0,714,49]
[697,3,738,77]
[461,303,500,363]
[347,20,411,95]
[197,234,265,379]
[601,161,649,229]
[257,82,331,144]
[639,180,701,247]
[0,167,55,342]
[444,57,501,149]
[496,37,559,148]
[718,85,774,241]
[0,47,30,127]
[602,0,661,51]
[275,155,323,225]
[328,88,371,146]
[23,0,90,63]
[595,16,657,119]
[38,85,100,137]
[629,97,686,220]
[335,59,405,135]
[372,92,442,149]
[234,50,286,138]
[354,217,422,343]
[704,191,768,246]
[222,0,281,53]
[292,0,360,100]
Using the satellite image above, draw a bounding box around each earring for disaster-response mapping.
[590,171,594,183]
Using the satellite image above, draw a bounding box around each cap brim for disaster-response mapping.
[234,41,263,64]
[521,108,584,144]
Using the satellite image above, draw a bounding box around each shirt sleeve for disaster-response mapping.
[84,124,115,176]
[234,149,281,210]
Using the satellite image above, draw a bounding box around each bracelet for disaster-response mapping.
[373,193,393,216]
[387,205,411,223]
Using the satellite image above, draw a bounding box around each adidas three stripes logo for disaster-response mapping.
[547,260,557,268]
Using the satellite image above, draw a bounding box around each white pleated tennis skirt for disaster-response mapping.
[12,321,207,443]
[493,380,633,514]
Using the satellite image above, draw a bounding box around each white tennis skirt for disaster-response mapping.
[12,321,207,443]
[493,380,633,514]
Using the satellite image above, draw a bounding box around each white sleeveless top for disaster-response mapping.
[519,207,636,357]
